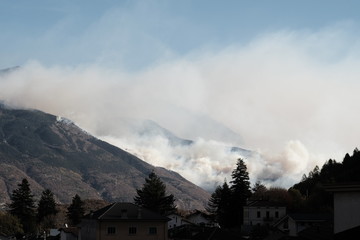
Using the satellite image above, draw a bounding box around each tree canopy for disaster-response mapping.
[207,158,251,228]
[134,171,176,215]
[66,194,85,226]
[230,158,251,226]
[0,211,24,237]
[37,189,58,230]
[207,181,234,228]
[9,178,36,235]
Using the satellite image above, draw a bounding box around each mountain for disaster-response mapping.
[0,66,20,76]
[132,119,251,154]
[0,104,210,210]
[127,119,193,147]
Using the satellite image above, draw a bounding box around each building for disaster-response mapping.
[79,202,170,240]
[243,200,286,227]
[167,213,192,229]
[326,183,360,239]
[186,210,213,226]
[273,213,331,237]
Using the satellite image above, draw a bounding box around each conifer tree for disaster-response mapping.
[37,189,58,230]
[9,178,36,235]
[66,194,85,226]
[207,181,233,228]
[134,171,176,215]
[252,181,267,199]
[230,158,251,226]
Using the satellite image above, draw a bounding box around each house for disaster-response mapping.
[79,202,170,240]
[59,227,78,240]
[186,210,213,226]
[167,212,192,229]
[243,200,286,227]
[325,182,360,239]
[273,213,331,237]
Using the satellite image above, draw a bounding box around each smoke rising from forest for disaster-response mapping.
[1,26,360,190]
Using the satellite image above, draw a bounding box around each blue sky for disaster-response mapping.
[2,1,360,188]
[2,0,360,69]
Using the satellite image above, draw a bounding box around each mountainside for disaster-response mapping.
[0,104,210,210]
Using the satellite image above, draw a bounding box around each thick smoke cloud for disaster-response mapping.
[1,25,360,190]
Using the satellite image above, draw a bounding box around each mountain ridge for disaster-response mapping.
[0,104,210,210]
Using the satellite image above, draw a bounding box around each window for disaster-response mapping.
[149,227,157,235]
[107,227,116,235]
[129,227,137,235]
[266,211,270,218]
[257,211,261,218]
[275,211,279,218]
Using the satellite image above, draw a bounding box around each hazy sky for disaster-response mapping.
[2,0,360,69]
[2,0,360,189]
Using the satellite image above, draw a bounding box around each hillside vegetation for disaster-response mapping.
[0,104,209,210]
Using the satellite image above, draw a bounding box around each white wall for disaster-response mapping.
[243,206,286,226]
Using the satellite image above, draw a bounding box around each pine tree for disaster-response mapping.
[37,189,58,230]
[9,178,36,235]
[134,171,176,215]
[230,158,251,226]
[207,181,233,228]
[66,194,85,226]
[252,181,267,199]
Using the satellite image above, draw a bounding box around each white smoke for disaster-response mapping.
[1,24,359,190]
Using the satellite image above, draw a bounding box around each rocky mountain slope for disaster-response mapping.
[0,104,210,210]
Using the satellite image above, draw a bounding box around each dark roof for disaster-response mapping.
[273,213,332,228]
[245,200,286,207]
[187,210,210,218]
[288,213,332,222]
[83,202,169,222]
[324,182,360,192]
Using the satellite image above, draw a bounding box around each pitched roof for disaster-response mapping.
[186,209,210,218]
[84,202,169,222]
[288,213,332,222]
[245,200,286,207]
[324,182,360,192]
[272,213,332,228]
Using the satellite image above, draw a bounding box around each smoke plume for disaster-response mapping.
[1,25,359,190]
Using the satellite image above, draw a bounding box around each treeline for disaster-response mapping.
[3,149,360,237]
[207,158,251,228]
[207,148,360,229]
[1,171,176,239]
[295,148,360,192]
[206,158,305,229]
[0,178,85,239]
[291,148,360,211]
